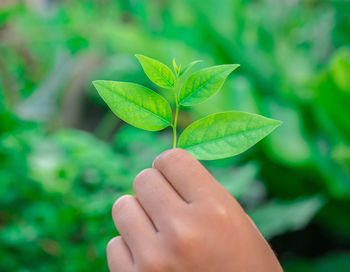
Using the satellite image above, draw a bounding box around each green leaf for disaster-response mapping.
[177,111,282,160]
[211,162,259,198]
[249,196,325,240]
[135,54,175,88]
[179,60,202,77]
[93,80,172,131]
[172,58,180,75]
[179,64,239,106]
[330,48,350,93]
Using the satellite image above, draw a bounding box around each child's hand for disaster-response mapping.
[107,149,283,272]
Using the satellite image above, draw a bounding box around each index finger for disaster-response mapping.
[152,148,220,202]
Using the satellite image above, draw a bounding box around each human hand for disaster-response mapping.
[107,149,283,272]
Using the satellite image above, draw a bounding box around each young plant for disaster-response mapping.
[93,55,282,160]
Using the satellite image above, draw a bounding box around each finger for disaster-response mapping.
[112,195,156,253]
[133,168,186,229]
[153,148,220,202]
[107,236,134,272]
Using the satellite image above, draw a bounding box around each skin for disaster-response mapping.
[107,148,283,272]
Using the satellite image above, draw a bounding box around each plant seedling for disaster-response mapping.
[93,55,282,160]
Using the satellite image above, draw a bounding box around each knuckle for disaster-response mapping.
[168,221,198,253]
[209,202,230,222]
[139,252,169,272]
[112,195,134,217]
[133,168,155,191]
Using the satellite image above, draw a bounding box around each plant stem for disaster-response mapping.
[172,77,180,148]
[173,104,179,148]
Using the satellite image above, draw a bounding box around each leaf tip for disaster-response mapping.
[270,119,283,131]
[275,119,283,126]
[135,54,145,62]
[229,63,240,71]
[92,80,102,88]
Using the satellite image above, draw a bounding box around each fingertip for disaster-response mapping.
[112,194,135,218]
[133,168,158,193]
[151,148,215,202]
[107,236,134,270]
[152,148,192,170]
[107,236,120,255]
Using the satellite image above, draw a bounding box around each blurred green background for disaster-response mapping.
[1,0,350,271]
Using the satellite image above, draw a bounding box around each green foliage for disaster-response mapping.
[284,253,350,272]
[93,81,172,131]
[249,196,325,240]
[1,0,350,271]
[177,111,282,160]
[179,60,202,77]
[135,54,175,88]
[94,56,280,160]
[172,58,181,75]
[179,64,239,106]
